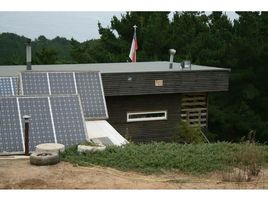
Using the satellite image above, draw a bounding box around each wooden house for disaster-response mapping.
[0,61,230,142]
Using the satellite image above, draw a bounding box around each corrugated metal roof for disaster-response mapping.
[0,61,230,76]
[85,120,128,146]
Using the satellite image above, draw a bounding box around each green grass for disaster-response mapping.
[61,142,268,174]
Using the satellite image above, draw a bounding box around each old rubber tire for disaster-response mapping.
[30,152,60,166]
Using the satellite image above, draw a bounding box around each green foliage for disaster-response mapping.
[34,47,58,64]
[0,33,73,65]
[0,32,27,64]
[61,142,268,174]
[61,143,267,174]
[176,121,205,144]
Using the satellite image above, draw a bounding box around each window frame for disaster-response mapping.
[127,110,167,122]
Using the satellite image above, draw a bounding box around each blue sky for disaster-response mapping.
[0,12,238,42]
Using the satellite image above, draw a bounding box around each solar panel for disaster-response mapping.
[12,77,18,95]
[20,71,108,119]
[50,95,87,147]
[21,72,49,95]
[0,97,24,154]
[75,72,108,119]
[49,72,76,94]
[18,97,55,151]
[0,95,87,155]
[0,77,17,96]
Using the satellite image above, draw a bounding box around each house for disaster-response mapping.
[0,60,230,143]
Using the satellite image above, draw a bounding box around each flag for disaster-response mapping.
[129,26,138,62]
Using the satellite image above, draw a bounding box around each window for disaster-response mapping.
[127,111,167,122]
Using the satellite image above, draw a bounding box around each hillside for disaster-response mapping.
[0,32,74,65]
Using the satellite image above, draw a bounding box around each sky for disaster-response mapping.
[0,12,238,42]
[0,12,122,42]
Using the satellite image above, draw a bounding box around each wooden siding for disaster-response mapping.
[101,70,229,96]
[106,94,181,142]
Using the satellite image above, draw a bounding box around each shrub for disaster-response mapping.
[61,142,267,174]
[178,121,205,144]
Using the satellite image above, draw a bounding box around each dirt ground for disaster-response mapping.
[0,158,267,189]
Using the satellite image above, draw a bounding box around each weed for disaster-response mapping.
[221,140,266,182]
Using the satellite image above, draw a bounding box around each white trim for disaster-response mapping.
[19,73,24,95]
[47,97,57,143]
[73,72,78,94]
[16,97,25,152]
[9,77,14,95]
[127,110,167,122]
[46,72,51,95]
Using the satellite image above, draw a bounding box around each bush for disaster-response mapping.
[61,142,267,174]
[177,121,205,144]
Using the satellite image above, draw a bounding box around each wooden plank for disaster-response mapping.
[181,101,207,106]
[181,113,207,117]
[182,97,206,101]
[187,118,207,122]
[181,108,207,112]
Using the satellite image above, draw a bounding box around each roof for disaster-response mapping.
[0,61,230,76]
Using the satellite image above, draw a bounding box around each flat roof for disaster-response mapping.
[0,61,230,76]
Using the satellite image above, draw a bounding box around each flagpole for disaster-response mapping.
[133,25,137,35]
[133,25,137,63]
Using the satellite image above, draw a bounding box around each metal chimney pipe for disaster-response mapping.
[26,39,32,70]
[169,49,176,69]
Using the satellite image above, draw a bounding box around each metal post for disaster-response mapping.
[23,115,31,156]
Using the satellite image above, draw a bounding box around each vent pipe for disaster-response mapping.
[26,39,32,70]
[169,49,176,69]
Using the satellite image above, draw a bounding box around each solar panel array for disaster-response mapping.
[0,95,87,155]
[20,71,108,119]
[0,77,17,96]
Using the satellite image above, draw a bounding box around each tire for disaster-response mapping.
[30,152,60,166]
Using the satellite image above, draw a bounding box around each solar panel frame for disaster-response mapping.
[19,71,109,120]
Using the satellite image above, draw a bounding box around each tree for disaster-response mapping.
[34,47,58,64]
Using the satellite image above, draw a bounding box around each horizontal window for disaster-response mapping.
[127,111,167,122]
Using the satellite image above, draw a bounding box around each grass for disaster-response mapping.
[61,142,268,174]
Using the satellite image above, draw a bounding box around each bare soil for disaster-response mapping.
[0,158,267,189]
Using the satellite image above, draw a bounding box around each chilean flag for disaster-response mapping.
[129,27,138,62]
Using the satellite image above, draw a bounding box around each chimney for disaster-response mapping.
[169,49,176,69]
[26,39,32,70]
